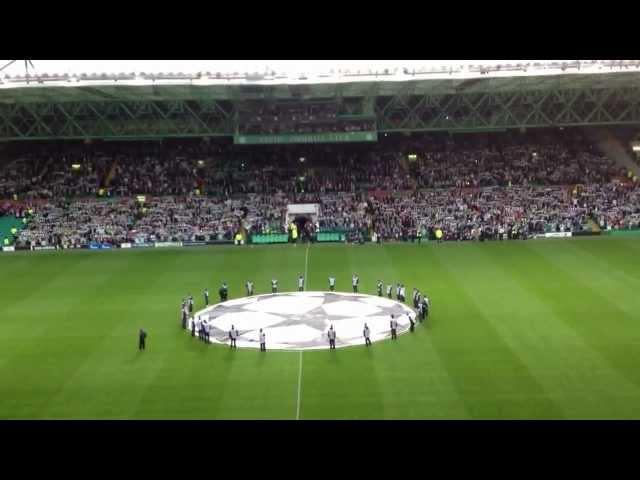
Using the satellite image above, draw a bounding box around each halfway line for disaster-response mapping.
[304,242,310,287]
[296,242,309,420]
[296,350,303,420]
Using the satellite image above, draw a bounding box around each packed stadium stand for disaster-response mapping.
[1,61,640,250]
[1,128,639,250]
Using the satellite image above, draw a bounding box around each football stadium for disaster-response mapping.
[1,60,640,419]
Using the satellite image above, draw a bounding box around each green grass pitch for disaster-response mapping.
[1,237,640,419]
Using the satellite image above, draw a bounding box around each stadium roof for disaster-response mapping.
[0,71,639,104]
[1,60,638,81]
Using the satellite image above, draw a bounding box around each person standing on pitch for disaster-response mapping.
[417,299,424,323]
[271,278,278,293]
[203,319,210,344]
[387,284,393,299]
[181,304,188,329]
[219,282,228,302]
[298,275,304,292]
[259,328,266,352]
[188,294,194,314]
[245,280,254,296]
[191,315,196,337]
[390,315,398,340]
[328,325,336,350]
[138,328,147,351]
[422,295,430,321]
[412,288,419,308]
[408,312,415,332]
[197,316,204,342]
[396,283,401,301]
[363,323,372,347]
[204,288,210,306]
[229,325,237,349]
[400,284,406,303]
[377,280,383,297]
[352,273,359,293]
[328,275,336,292]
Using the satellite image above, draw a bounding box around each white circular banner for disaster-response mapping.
[189,291,417,350]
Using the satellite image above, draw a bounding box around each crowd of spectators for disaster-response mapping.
[17,198,135,248]
[11,180,640,248]
[412,145,618,188]
[0,133,625,198]
[1,131,639,248]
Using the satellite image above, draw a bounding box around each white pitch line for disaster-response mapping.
[296,350,303,420]
[296,243,309,420]
[304,242,310,287]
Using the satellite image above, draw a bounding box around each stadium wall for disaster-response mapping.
[603,229,640,236]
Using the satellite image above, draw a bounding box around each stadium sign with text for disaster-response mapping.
[234,131,378,145]
[154,241,183,248]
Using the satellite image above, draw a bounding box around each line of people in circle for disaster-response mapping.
[179,274,431,350]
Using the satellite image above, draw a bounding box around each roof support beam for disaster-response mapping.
[0,84,639,141]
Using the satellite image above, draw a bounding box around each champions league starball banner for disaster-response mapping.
[191,291,416,350]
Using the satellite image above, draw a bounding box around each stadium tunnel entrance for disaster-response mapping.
[294,215,315,242]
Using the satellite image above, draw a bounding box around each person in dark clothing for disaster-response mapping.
[181,308,188,329]
[191,316,196,337]
[139,328,147,350]
[328,325,336,350]
[198,319,204,342]
[229,325,238,348]
[421,297,429,322]
[408,313,415,332]
[390,315,398,340]
[219,282,228,302]
[259,328,266,352]
[203,320,210,343]
[363,323,372,347]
